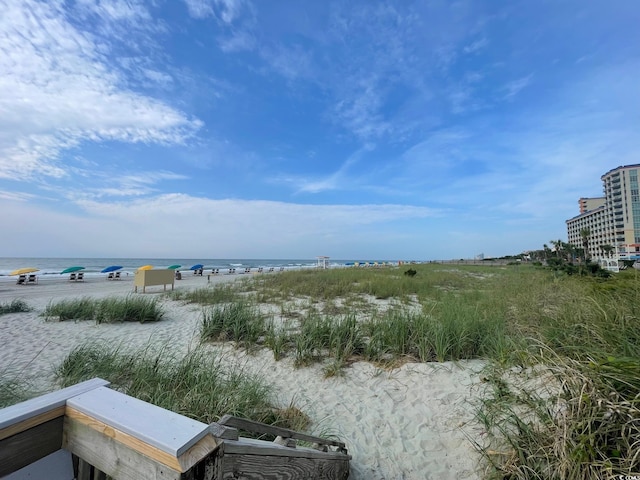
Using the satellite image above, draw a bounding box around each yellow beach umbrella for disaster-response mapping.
[137,265,154,271]
[9,267,39,276]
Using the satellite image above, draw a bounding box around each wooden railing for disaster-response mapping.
[0,379,350,480]
[217,414,349,454]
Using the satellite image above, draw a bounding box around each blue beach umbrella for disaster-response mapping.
[190,264,204,270]
[101,265,122,273]
[60,266,85,274]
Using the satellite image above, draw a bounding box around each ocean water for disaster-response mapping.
[0,257,390,277]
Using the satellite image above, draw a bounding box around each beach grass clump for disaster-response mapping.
[55,342,306,430]
[477,349,640,479]
[96,296,164,323]
[0,374,34,408]
[264,321,291,361]
[0,299,31,315]
[170,283,243,305]
[358,301,507,364]
[200,300,265,347]
[43,297,97,321]
[43,296,163,323]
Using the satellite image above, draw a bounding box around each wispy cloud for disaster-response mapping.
[219,30,256,52]
[75,0,152,24]
[273,146,374,194]
[0,190,34,202]
[0,1,201,181]
[502,74,533,100]
[183,0,215,19]
[463,37,488,54]
[80,171,189,198]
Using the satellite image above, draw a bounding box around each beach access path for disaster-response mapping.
[0,272,487,480]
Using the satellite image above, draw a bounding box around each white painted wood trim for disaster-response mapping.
[66,386,210,457]
[0,378,110,431]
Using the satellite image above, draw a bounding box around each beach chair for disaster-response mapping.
[27,274,37,284]
[77,272,84,282]
[107,272,114,280]
[244,267,251,274]
[16,275,26,285]
[69,273,77,281]
[115,271,121,279]
[257,267,263,273]
[279,267,285,272]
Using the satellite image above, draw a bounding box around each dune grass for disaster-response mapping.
[192,264,640,475]
[0,299,31,315]
[170,282,244,305]
[200,301,265,348]
[55,342,310,432]
[0,374,34,408]
[43,295,164,323]
[477,348,640,479]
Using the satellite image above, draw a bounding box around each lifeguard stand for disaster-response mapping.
[316,256,330,269]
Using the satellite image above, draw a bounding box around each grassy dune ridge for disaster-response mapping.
[2,263,638,477]
[186,263,640,478]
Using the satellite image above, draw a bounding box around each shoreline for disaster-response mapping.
[0,272,485,480]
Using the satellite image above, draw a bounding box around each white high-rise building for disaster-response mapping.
[566,164,640,268]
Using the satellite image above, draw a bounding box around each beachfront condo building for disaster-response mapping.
[566,164,640,268]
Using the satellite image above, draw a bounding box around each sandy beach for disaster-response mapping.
[0,272,486,480]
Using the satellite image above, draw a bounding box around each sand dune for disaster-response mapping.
[0,273,486,479]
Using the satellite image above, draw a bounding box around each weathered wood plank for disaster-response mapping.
[220,438,350,461]
[217,415,346,449]
[208,422,239,440]
[0,417,64,477]
[218,452,350,480]
[66,386,210,457]
[63,415,183,480]
[76,456,92,480]
[0,378,109,439]
[0,405,65,442]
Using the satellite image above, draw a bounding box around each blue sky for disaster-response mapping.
[1,0,639,260]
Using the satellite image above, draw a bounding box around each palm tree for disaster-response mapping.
[601,244,614,258]
[550,239,564,259]
[580,228,591,264]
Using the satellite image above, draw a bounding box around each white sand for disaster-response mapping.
[0,273,487,479]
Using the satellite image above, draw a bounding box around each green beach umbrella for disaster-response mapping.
[167,264,182,270]
[60,266,85,274]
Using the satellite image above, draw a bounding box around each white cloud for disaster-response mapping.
[0,190,34,202]
[82,171,190,198]
[502,74,533,100]
[183,0,215,19]
[74,0,152,23]
[0,195,437,257]
[183,0,249,24]
[463,37,488,54]
[0,1,201,180]
[214,0,246,24]
[219,30,256,52]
